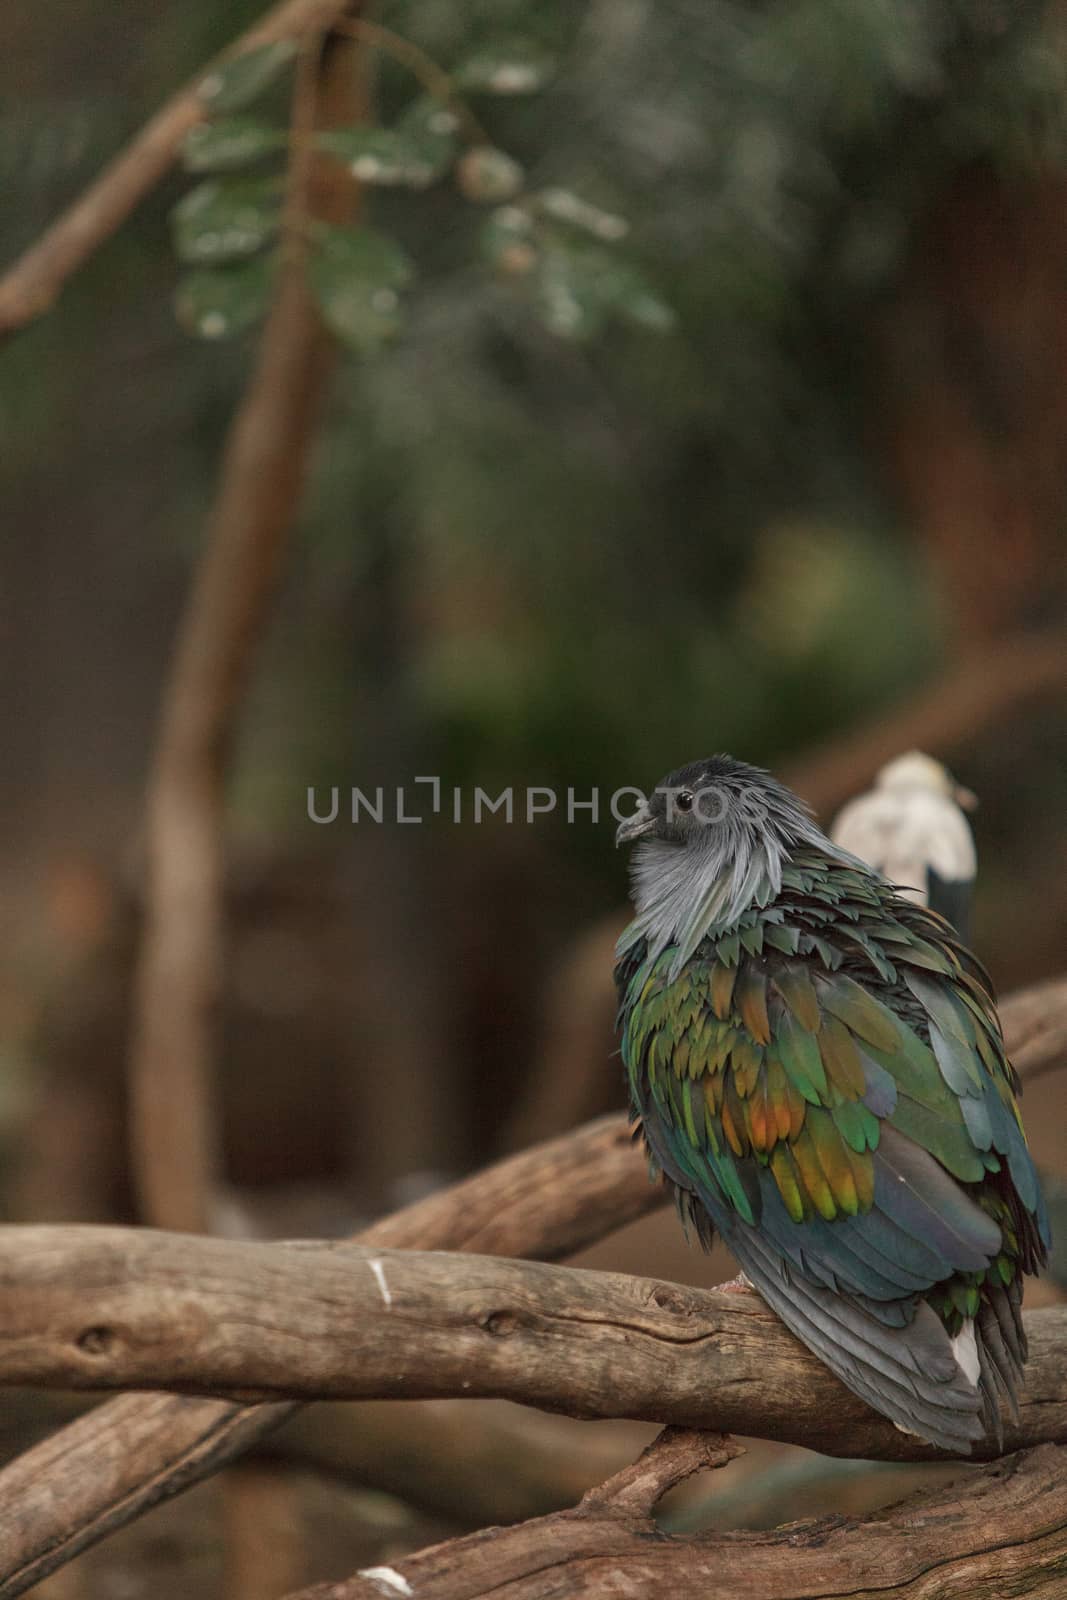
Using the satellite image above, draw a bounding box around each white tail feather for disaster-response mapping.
[951,1318,980,1386]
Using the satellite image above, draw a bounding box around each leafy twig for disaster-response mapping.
[0,0,362,341]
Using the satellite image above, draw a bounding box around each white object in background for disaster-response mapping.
[830,751,977,936]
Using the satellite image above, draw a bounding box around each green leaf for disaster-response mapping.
[315,126,442,188]
[311,223,414,288]
[309,224,415,354]
[393,96,461,183]
[612,285,675,333]
[182,117,287,173]
[614,277,677,332]
[454,39,556,95]
[197,40,296,114]
[175,256,276,340]
[171,178,281,264]
[481,205,538,276]
[534,233,675,337]
[456,146,525,203]
[534,238,676,340]
[537,245,608,340]
[537,188,629,242]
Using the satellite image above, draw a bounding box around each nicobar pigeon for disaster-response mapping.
[614,756,1048,1452]
[830,751,978,940]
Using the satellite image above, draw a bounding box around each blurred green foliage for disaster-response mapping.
[5,0,1067,897]
[3,0,1067,1246]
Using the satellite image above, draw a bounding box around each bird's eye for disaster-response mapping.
[676,790,694,813]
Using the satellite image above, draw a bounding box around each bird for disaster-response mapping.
[614,755,1047,1453]
[830,751,977,940]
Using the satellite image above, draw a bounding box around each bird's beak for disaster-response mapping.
[954,784,978,812]
[615,803,656,847]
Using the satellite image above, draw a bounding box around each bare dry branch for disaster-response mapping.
[127,19,364,1233]
[361,1115,657,1261]
[0,1115,661,1598]
[782,628,1067,818]
[576,1426,742,1517]
[0,1227,1065,1466]
[0,0,366,339]
[285,1442,1067,1600]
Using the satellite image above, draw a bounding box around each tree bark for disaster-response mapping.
[0,1115,662,1598]
[0,1226,1064,1467]
[286,1439,1067,1600]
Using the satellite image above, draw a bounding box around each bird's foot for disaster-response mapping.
[718,1270,753,1293]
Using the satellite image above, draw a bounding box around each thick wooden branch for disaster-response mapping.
[0,973,1060,1593]
[0,0,362,339]
[1,992,1062,1595]
[1,1226,1065,1466]
[0,1116,661,1598]
[285,1440,1067,1600]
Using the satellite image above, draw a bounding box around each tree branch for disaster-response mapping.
[0,1227,1065,1466]
[284,1441,1067,1600]
[782,628,1067,817]
[127,17,364,1234]
[0,0,364,340]
[1,958,1063,1597]
[576,1427,741,1517]
[0,1115,662,1598]
[0,976,1061,1595]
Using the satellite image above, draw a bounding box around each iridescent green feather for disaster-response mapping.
[616,843,1048,1355]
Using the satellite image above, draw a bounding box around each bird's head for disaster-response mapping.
[876,750,978,812]
[615,754,815,851]
[616,755,831,968]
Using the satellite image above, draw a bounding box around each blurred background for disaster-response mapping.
[3,0,1067,1594]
